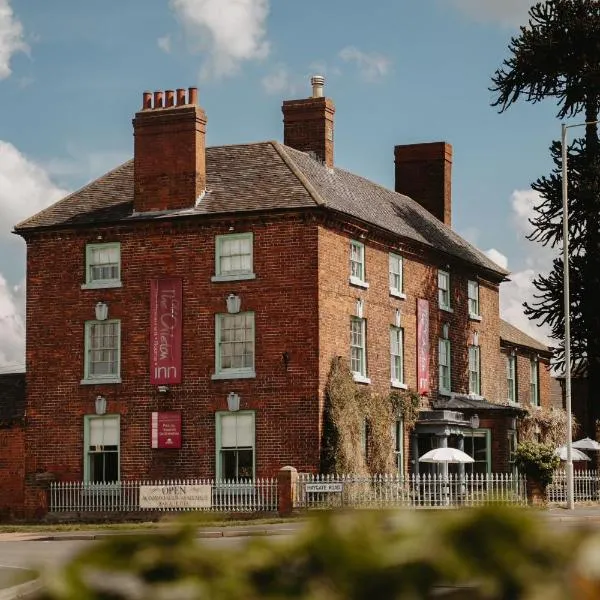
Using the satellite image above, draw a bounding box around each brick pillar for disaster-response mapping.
[277,466,298,516]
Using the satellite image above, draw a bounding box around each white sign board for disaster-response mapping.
[139,484,212,509]
[305,482,343,493]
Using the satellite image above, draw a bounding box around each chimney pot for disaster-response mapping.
[165,90,175,107]
[188,87,198,106]
[311,75,325,98]
[176,88,186,105]
[154,91,164,108]
[142,91,152,110]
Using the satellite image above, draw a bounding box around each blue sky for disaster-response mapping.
[0,0,563,369]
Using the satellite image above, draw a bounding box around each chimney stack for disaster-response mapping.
[133,87,207,213]
[282,76,335,168]
[394,142,452,227]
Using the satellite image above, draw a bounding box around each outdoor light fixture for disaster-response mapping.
[470,414,480,430]
[226,293,241,314]
[95,395,107,415]
[472,332,479,346]
[395,309,401,328]
[356,298,364,318]
[157,385,169,394]
[227,392,240,412]
[560,119,598,510]
[95,301,109,321]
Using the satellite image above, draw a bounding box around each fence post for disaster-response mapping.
[277,466,298,516]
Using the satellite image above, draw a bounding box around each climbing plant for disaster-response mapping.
[518,406,574,447]
[321,357,423,475]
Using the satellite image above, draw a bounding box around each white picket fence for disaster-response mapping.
[49,479,278,513]
[296,473,527,509]
[546,469,600,503]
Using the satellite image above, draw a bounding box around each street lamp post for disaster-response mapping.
[561,120,598,510]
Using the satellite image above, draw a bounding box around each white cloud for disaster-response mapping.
[157,35,171,53]
[484,248,508,270]
[0,275,24,369]
[0,141,68,238]
[0,0,27,79]
[339,46,391,82]
[169,0,270,79]
[447,0,534,27]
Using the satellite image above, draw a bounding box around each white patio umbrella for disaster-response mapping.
[419,447,475,464]
[554,446,591,461]
[572,437,600,451]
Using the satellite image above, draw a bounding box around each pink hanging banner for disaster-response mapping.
[417,298,430,395]
[151,411,182,449]
[150,278,182,384]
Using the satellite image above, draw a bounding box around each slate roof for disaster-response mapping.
[15,141,507,278]
[499,319,550,354]
[0,373,25,424]
[432,394,526,414]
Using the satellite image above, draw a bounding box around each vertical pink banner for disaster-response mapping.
[417,298,430,395]
[150,278,182,384]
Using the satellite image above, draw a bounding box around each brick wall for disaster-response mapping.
[0,425,25,518]
[23,214,320,512]
[500,347,552,410]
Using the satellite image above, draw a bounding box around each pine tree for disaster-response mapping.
[491,0,600,435]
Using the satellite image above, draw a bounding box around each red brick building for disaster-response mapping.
[14,80,554,513]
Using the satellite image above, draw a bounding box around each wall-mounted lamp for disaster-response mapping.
[395,308,401,328]
[95,395,107,415]
[158,385,169,394]
[355,298,364,318]
[95,301,109,321]
[472,331,479,346]
[226,293,241,314]
[470,413,480,430]
[442,323,449,339]
[227,392,240,412]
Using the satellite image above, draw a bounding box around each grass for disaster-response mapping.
[0,567,37,590]
[0,515,303,534]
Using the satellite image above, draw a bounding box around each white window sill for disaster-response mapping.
[211,273,256,283]
[439,390,452,397]
[81,281,122,290]
[439,306,453,314]
[349,277,369,289]
[211,370,256,380]
[469,314,482,322]
[352,373,371,384]
[389,289,406,300]
[391,380,407,390]
[531,403,541,410]
[80,377,122,385]
[468,393,483,400]
[506,400,520,407]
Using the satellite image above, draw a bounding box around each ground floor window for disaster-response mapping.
[84,415,120,482]
[216,411,255,480]
[392,419,404,476]
[463,429,491,474]
[508,430,517,475]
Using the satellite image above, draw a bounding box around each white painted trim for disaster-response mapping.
[81,281,122,290]
[211,371,256,380]
[349,276,369,289]
[352,374,371,385]
[391,380,408,389]
[469,313,482,322]
[211,273,256,283]
[389,289,406,299]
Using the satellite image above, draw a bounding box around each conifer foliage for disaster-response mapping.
[491,0,600,434]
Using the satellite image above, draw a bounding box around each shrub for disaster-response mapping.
[514,441,560,488]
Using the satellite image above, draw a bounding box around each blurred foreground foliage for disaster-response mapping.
[36,507,600,599]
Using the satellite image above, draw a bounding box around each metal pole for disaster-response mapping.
[561,122,574,510]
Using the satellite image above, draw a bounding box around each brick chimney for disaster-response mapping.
[133,87,207,213]
[282,76,335,168]
[394,142,452,227]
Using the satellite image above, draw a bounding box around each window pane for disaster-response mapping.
[221,449,237,479]
[237,449,253,479]
[218,235,252,275]
[218,313,254,371]
[221,414,237,447]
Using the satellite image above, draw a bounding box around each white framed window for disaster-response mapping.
[390,326,406,388]
[389,253,405,298]
[82,243,121,289]
[508,430,518,475]
[530,357,539,406]
[468,280,481,319]
[464,429,491,474]
[212,233,255,282]
[507,354,517,402]
[349,240,368,288]
[216,411,255,480]
[82,320,121,384]
[438,270,451,311]
[468,345,481,396]
[84,415,120,482]
[350,317,369,383]
[213,312,255,379]
[438,335,451,395]
[392,419,404,476]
